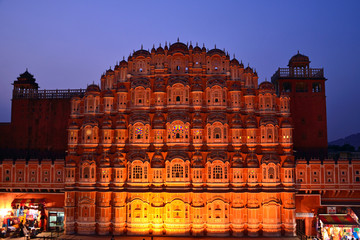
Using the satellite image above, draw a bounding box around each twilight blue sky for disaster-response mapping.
[0,0,359,141]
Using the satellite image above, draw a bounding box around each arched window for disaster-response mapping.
[213,165,223,179]
[268,167,275,179]
[133,166,143,179]
[172,164,183,178]
[84,167,90,178]
[214,128,221,139]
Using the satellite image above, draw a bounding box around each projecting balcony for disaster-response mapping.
[272,68,324,79]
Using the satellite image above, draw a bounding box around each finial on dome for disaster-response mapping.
[265,77,268,82]
[141,44,143,50]
[165,41,167,46]
[123,56,125,60]
[233,54,235,58]
[116,61,118,65]
[153,44,155,48]
[214,44,216,49]
[159,43,161,47]
[196,42,198,46]
[109,66,111,70]
[190,41,192,45]
[241,60,243,64]
[297,50,299,54]
[26,68,28,72]
[177,37,179,42]
[187,42,188,46]
[203,43,205,47]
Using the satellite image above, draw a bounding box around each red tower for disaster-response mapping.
[272,52,327,157]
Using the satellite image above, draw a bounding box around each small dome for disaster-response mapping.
[207,48,225,56]
[192,112,203,128]
[230,58,239,66]
[288,51,310,67]
[103,90,114,97]
[232,114,243,128]
[151,151,164,168]
[156,46,165,55]
[116,115,126,128]
[168,42,189,55]
[281,118,292,128]
[133,49,150,58]
[244,66,253,73]
[231,81,242,91]
[106,68,114,75]
[232,152,245,168]
[246,153,259,168]
[86,84,100,93]
[282,156,295,168]
[192,152,204,168]
[191,82,203,92]
[66,159,76,167]
[116,83,127,92]
[193,45,202,54]
[259,81,275,91]
[102,117,112,128]
[260,116,278,126]
[69,121,79,129]
[100,157,110,167]
[119,59,128,67]
[153,112,165,129]
[246,116,257,128]
[113,153,126,167]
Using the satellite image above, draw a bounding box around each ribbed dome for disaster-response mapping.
[102,117,112,128]
[119,59,128,67]
[207,48,225,56]
[100,157,110,167]
[282,156,295,168]
[231,81,242,91]
[151,151,164,168]
[232,114,243,128]
[246,153,259,168]
[288,51,310,67]
[153,112,165,129]
[133,49,150,58]
[113,153,126,167]
[281,118,292,128]
[103,90,114,97]
[244,66,253,73]
[192,152,204,168]
[156,46,165,55]
[259,81,275,91]
[86,84,100,93]
[193,45,202,54]
[232,152,245,168]
[168,42,189,55]
[116,115,126,129]
[246,116,257,128]
[192,112,203,128]
[230,58,240,66]
[116,83,127,92]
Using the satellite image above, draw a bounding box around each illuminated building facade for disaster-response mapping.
[64,41,296,237]
[1,41,359,238]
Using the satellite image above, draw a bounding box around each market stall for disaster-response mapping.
[319,214,359,240]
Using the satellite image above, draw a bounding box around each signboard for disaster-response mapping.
[327,207,336,214]
[296,212,314,218]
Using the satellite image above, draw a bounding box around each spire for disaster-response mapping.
[196,42,198,46]
[214,44,216,49]
[233,54,235,59]
[177,37,179,42]
[123,56,125,60]
[141,44,143,50]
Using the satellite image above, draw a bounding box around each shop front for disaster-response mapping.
[319,214,359,240]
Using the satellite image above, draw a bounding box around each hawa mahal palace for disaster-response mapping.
[0,41,359,238]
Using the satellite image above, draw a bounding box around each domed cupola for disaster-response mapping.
[119,59,128,67]
[116,115,126,129]
[246,115,257,128]
[288,51,310,68]
[103,89,114,97]
[156,45,165,55]
[168,41,189,55]
[192,112,203,128]
[193,44,202,54]
[151,151,164,168]
[113,153,126,167]
[282,156,295,168]
[153,112,165,129]
[191,151,204,168]
[259,81,275,93]
[86,84,101,93]
[100,156,111,168]
[230,58,240,66]
[116,83,127,92]
[232,152,245,168]
[246,153,259,168]
[244,65,253,74]
[232,114,243,128]
[231,81,242,91]
[102,117,112,129]
[132,49,151,58]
